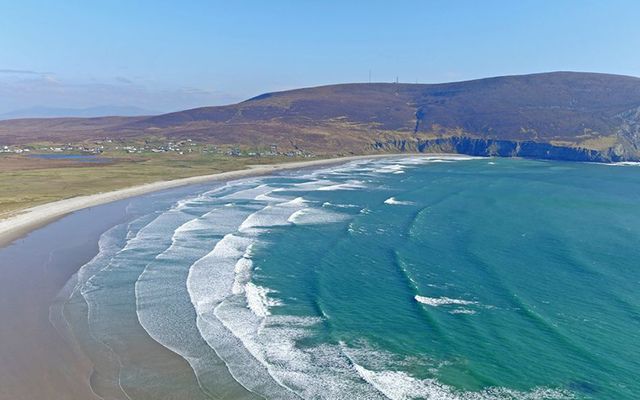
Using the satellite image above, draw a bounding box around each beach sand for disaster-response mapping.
[0,183,257,400]
[0,201,130,400]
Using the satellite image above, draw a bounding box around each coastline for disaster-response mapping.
[0,152,464,400]
[0,200,138,400]
[0,153,426,248]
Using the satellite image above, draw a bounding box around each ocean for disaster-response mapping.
[53,156,640,399]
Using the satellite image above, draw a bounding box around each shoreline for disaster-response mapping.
[0,153,432,248]
[0,152,428,400]
[0,201,137,400]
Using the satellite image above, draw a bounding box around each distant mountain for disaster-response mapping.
[2,72,640,161]
[0,105,159,120]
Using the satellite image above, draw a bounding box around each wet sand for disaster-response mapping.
[0,201,129,400]
[0,185,255,400]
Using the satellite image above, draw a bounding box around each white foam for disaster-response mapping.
[188,234,299,398]
[352,362,574,400]
[74,221,132,287]
[222,183,274,200]
[449,309,477,315]
[316,180,366,191]
[287,208,349,225]
[186,228,302,398]
[244,282,282,317]
[432,155,479,161]
[196,301,299,398]
[286,209,307,224]
[255,192,286,202]
[188,233,254,310]
[180,180,382,398]
[273,179,338,192]
[374,164,407,174]
[415,295,477,307]
[232,245,254,295]
[238,206,279,232]
[322,201,360,209]
[384,197,414,206]
[131,197,265,391]
[238,198,307,232]
[607,161,640,166]
[386,155,480,165]
[284,196,309,206]
[76,203,200,399]
[213,304,385,399]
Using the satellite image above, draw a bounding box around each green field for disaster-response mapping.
[0,150,310,217]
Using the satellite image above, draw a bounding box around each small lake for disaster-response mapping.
[28,154,111,163]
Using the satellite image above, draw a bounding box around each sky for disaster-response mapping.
[1,0,640,115]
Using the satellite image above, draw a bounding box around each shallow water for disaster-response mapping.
[28,153,110,163]
[58,156,640,399]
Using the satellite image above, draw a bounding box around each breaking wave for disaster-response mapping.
[384,197,414,206]
[56,155,583,400]
[414,295,478,307]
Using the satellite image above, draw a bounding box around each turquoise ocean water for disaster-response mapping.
[57,156,640,399]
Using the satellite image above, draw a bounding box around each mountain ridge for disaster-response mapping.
[2,71,640,161]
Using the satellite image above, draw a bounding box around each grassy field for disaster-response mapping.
[0,151,312,218]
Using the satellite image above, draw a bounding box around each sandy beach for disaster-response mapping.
[0,201,134,400]
[0,154,416,248]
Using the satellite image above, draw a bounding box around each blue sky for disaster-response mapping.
[1,0,639,114]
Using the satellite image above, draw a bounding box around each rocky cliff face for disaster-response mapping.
[610,106,640,160]
[371,137,614,162]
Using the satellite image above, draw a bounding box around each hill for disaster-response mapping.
[2,71,640,161]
